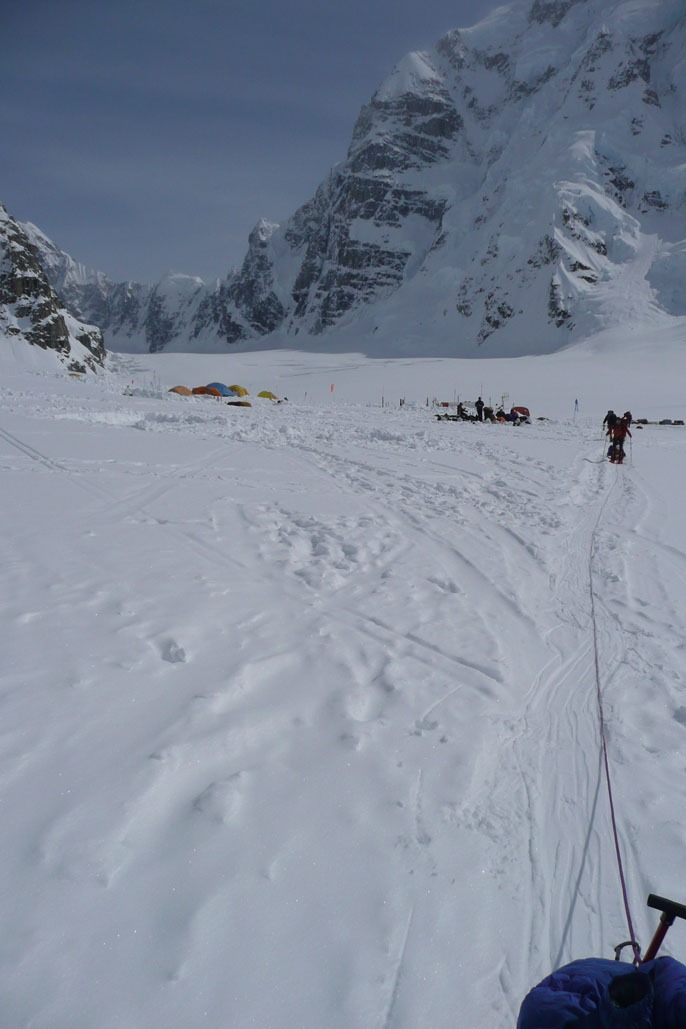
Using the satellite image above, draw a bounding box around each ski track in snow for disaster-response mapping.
[1,362,685,1027]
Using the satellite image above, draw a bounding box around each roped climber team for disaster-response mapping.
[603,409,632,464]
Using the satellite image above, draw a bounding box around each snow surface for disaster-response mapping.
[2,321,686,1027]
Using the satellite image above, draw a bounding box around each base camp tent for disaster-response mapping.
[169,386,192,396]
[229,384,249,397]
[206,382,235,397]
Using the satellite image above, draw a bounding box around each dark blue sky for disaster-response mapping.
[3,0,495,283]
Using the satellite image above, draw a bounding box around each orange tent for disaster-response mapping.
[169,385,192,396]
[192,386,211,395]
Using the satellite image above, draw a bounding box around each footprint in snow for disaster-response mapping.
[411,718,439,736]
[192,775,245,824]
[159,638,187,663]
[673,707,686,727]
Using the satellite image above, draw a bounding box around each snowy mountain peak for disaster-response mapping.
[251,218,279,245]
[12,0,686,358]
[376,51,443,100]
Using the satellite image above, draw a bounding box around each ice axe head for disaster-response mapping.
[641,895,686,962]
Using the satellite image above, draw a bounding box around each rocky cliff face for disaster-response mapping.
[19,0,686,357]
[0,205,105,372]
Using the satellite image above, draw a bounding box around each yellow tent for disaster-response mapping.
[229,384,249,396]
[257,390,278,400]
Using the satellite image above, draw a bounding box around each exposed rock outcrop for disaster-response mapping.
[0,205,105,372]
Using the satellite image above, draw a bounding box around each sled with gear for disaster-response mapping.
[512,406,531,423]
[496,407,528,424]
[435,401,478,421]
[518,894,686,1026]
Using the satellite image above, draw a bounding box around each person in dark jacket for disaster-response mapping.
[475,397,484,421]
[603,410,618,436]
[518,954,686,1027]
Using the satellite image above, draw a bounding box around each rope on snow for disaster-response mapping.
[587,470,640,962]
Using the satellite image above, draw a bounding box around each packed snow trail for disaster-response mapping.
[1,362,685,1028]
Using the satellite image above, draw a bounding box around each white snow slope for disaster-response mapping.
[2,320,686,1027]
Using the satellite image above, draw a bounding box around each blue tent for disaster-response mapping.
[206,382,235,397]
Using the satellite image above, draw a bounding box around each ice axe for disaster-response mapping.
[641,895,686,962]
[614,895,686,964]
